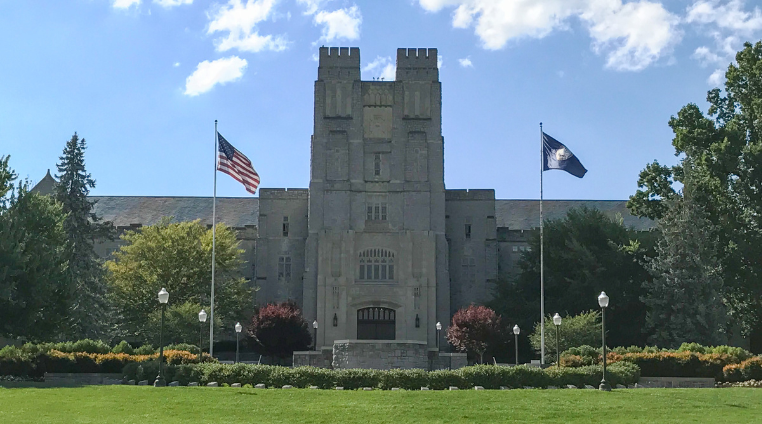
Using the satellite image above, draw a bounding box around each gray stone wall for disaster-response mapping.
[332,340,430,370]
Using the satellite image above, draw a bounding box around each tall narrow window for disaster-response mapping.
[366,202,388,221]
[278,256,292,280]
[282,216,289,237]
[461,257,476,283]
[465,224,472,239]
[374,153,381,176]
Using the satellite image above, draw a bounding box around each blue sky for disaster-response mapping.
[2,0,761,200]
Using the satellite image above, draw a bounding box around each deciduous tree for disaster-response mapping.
[446,305,503,364]
[247,301,311,362]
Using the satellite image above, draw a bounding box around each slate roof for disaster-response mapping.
[90,196,259,228]
[495,200,655,231]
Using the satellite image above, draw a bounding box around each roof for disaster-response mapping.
[30,170,57,195]
[495,200,654,231]
[90,196,259,228]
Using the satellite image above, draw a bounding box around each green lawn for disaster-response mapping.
[0,386,759,423]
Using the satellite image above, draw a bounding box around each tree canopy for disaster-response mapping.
[627,41,762,338]
[247,301,311,361]
[446,305,503,364]
[106,217,251,342]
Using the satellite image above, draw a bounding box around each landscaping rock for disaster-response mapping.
[420,387,430,391]
[127,380,136,385]
[231,383,242,388]
[138,380,148,386]
[500,386,510,390]
[168,381,179,387]
[188,382,199,387]
[566,385,578,389]
[336,387,344,390]
[391,388,400,391]
[474,386,485,390]
[584,385,596,389]
[449,386,459,391]
[255,384,266,389]
[616,384,626,389]
[282,385,294,389]
[522,386,533,390]
[309,386,319,389]
[207,382,219,387]
[362,387,372,391]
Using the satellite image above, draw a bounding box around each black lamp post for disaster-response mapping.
[598,291,611,392]
[513,324,520,366]
[435,322,442,349]
[235,322,242,364]
[154,287,169,387]
[312,320,318,351]
[553,313,562,368]
[198,309,207,362]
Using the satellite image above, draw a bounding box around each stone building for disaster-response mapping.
[32,47,653,367]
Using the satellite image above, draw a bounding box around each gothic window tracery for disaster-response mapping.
[357,248,395,282]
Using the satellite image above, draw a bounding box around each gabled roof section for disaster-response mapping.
[30,169,57,195]
[495,199,654,231]
[90,196,259,229]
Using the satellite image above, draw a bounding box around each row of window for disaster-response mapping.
[512,245,532,252]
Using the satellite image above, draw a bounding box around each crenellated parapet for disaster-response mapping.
[396,48,438,81]
[318,47,360,81]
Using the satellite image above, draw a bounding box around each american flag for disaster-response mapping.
[217,132,260,195]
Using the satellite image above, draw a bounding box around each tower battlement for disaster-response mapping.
[318,47,360,80]
[396,48,438,81]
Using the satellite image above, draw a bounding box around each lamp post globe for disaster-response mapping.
[154,288,169,387]
[598,291,611,392]
[198,309,207,362]
[312,320,319,351]
[235,322,242,364]
[553,313,562,368]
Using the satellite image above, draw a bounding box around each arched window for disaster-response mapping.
[357,307,396,340]
[358,248,395,281]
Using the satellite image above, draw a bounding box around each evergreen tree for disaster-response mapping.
[642,171,727,348]
[54,133,114,339]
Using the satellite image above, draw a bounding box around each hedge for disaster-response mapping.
[121,363,641,389]
[0,346,214,378]
[723,357,762,382]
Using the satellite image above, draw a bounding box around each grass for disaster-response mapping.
[0,386,760,423]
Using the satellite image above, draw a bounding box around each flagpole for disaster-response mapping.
[540,122,545,366]
[210,120,218,358]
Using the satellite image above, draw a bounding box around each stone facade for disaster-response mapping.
[332,340,431,370]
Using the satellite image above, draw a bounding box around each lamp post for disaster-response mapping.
[235,322,242,364]
[513,325,520,366]
[198,309,207,362]
[553,313,562,368]
[154,288,169,387]
[436,322,442,349]
[312,320,318,351]
[598,291,611,392]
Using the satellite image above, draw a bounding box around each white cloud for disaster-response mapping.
[184,56,248,96]
[363,56,395,80]
[458,57,473,67]
[207,0,289,53]
[173,62,180,67]
[417,0,681,71]
[297,0,329,15]
[314,5,362,42]
[154,0,192,7]
[437,55,443,69]
[707,68,724,85]
[113,0,141,8]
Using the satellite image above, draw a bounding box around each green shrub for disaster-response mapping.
[0,346,38,378]
[530,311,601,359]
[111,341,135,355]
[164,343,199,354]
[426,369,468,390]
[723,357,762,382]
[70,339,111,354]
[334,369,381,390]
[378,369,429,390]
[612,351,731,380]
[134,345,156,355]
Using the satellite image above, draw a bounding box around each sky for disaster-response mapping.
[2,0,761,201]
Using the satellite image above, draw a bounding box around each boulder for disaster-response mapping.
[474,386,485,390]
[449,386,459,391]
[207,382,219,387]
[231,383,242,388]
[336,387,344,390]
[168,381,180,387]
[391,388,400,391]
[362,387,372,391]
[255,384,266,389]
[282,385,294,389]
[138,380,148,386]
[309,386,319,389]
[420,387,430,391]
[127,380,136,385]
[566,385,578,389]
[188,382,199,387]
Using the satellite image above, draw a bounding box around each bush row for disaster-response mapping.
[7,340,200,356]
[0,346,214,378]
[563,343,753,365]
[723,357,762,382]
[122,362,641,390]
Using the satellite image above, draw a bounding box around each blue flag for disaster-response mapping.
[542,132,587,178]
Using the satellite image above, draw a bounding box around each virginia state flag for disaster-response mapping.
[542,132,587,178]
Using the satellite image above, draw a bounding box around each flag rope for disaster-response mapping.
[210,120,218,358]
[540,122,545,366]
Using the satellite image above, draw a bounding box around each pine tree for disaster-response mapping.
[642,167,727,348]
[55,133,114,339]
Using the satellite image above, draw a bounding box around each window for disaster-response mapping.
[358,248,395,281]
[461,257,476,283]
[282,216,289,237]
[366,202,388,221]
[465,224,472,239]
[512,246,518,252]
[374,153,381,176]
[278,256,292,280]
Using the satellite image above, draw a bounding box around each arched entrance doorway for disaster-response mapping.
[357,307,396,340]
